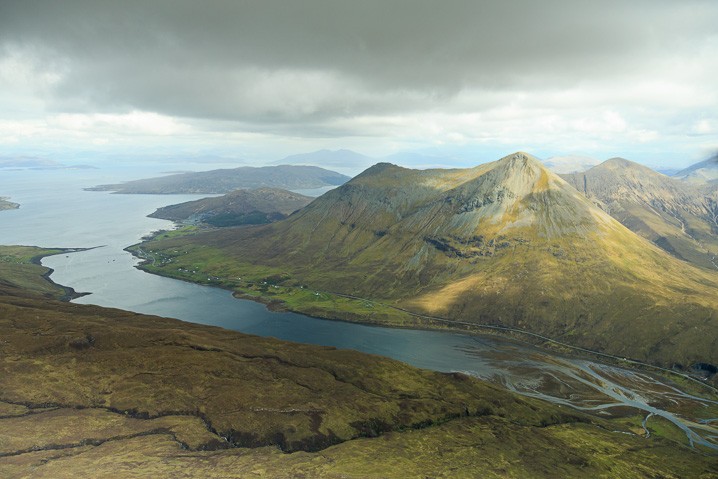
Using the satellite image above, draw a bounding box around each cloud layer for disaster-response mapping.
[1,0,716,165]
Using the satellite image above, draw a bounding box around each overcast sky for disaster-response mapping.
[0,0,716,169]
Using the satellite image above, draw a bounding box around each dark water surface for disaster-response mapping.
[1,167,716,450]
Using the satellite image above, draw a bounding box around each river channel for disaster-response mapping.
[1,166,716,451]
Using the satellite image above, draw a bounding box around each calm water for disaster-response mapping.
[1,167,716,450]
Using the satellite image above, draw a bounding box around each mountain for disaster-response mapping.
[542,155,601,174]
[149,187,313,226]
[0,196,19,211]
[86,165,351,194]
[136,152,718,369]
[561,158,718,270]
[674,154,718,184]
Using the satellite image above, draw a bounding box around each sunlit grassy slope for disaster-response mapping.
[137,153,718,369]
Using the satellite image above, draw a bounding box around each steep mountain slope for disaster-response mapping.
[561,158,718,270]
[138,153,718,368]
[675,154,718,184]
[149,187,313,226]
[86,165,350,194]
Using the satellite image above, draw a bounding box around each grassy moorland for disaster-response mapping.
[0,245,716,477]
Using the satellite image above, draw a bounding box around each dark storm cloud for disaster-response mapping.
[0,0,716,130]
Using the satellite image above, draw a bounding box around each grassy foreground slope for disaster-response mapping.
[0,246,716,478]
[135,153,718,370]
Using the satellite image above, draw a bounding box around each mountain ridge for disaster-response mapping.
[561,157,718,270]
[136,152,718,369]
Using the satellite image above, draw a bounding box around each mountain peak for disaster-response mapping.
[487,152,553,192]
[604,157,631,165]
[600,157,652,170]
[357,162,402,176]
[497,151,542,166]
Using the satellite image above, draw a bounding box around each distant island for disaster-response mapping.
[0,196,19,211]
[0,157,96,170]
[149,187,313,227]
[86,165,350,194]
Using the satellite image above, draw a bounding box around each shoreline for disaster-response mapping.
[125,236,718,395]
[30,247,96,301]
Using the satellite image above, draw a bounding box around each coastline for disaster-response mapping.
[30,247,95,301]
[126,234,718,394]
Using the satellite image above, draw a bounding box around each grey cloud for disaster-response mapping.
[1,0,717,131]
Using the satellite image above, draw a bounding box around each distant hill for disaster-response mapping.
[86,165,350,194]
[138,152,718,369]
[561,158,718,270]
[0,196,19,211]
[674,154,718,184]
[149,187,313,227]
[0,157,96,170]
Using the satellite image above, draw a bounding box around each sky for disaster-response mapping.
[0,0,717,171]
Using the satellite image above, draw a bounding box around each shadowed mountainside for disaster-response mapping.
[86,165,350,194]
[149,187,313,227]
[135,153,718,370]
[1,246,716,477]
[561,158,718,270]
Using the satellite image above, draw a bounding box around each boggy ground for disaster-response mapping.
[0,247,716,478]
